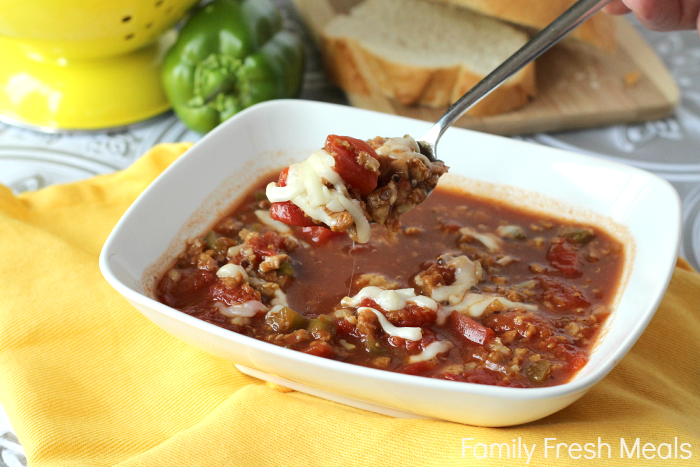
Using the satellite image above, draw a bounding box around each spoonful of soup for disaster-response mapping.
[266,135,447,243]
[266,0,613,243]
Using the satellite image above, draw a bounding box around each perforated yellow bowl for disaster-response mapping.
[0,0,200,131]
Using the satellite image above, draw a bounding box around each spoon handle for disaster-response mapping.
[420,0,613,151]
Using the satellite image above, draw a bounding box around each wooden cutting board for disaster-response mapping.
[293,0,679,135]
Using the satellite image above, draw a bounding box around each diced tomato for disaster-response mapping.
[568,354,588,373]
[297,226,343,244]
[366,300,437,328]
[399,304,437,327]
[399,359,438,376]
[360,298,378,309]
[325,135,379,196]
[335,318,357,337]
[449,311,494,345]
[538,277,590,311]
[182,305,232,327]
[418,330,438,349]
[178,270,216,295]
[270,167,317,227]
[302,343,335,358]
[244,231,288,261]
[388,335,419,352]
[388,329,437,352]
[269,202,316,227]
[547,238,583,278]
[158,269,217,308]
[278,167,290,186]
[209,282,261,306]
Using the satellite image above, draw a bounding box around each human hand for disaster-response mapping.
[604,0,700,32]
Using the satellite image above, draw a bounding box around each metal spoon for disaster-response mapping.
[418,0,613,161]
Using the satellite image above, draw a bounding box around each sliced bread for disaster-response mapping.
[431,0,616,52]
[322,0,536,115]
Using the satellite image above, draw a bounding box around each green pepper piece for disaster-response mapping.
[254,191,268,201]
[266,306,307,333]
[365,335,386,356]
[161,0,304,133]
[307,315,337,340]
[527,359,552,382]
[203,231,221,250]
[562,228,596,245]
[278,262,294,276]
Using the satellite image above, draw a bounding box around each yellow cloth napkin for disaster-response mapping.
[0,143,698,467]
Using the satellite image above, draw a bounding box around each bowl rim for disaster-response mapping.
[100,99,683,403]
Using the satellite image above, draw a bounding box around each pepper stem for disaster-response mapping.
[189,53,243,108]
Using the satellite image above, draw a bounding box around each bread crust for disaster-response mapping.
[431,0,616,52]
[322,36,536,116]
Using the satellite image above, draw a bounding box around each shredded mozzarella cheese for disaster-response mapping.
[342,286,438,311]
[248,276,289,307]
[266,149,371,243]
[444,293,537,317]
[254,210,292,234]
[429,255,482,304]
[338,339,356,350]
[217,263,248,280]
[374,135,431,166]
[436,307,449,326]
[272,288,288,307]
[459,227,502,252]
[361,307,422,341]
[214,300,267,317]
[496,255,514,266]
[408,341,453,363]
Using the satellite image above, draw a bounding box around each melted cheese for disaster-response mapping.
[444,293,537,317]
[265,149,371,243]
[496,255,514,266]
[436,307,449,327]
[339,339,356,350]
[342,286,437,311]
[214,300,267,317]
[408,341,453,363]
[361,307,422,341]
[429,255,483,304]
[459,227,502,252]
[272,288,288,307]
[248,276,289,307]
[217,263,248,280]
[254,210,291,234]
[217,263,288,308]
[374,135,431,166]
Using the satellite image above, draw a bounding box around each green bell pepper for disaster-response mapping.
[162,0,304,133]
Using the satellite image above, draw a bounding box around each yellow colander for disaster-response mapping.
[0,0,200,131]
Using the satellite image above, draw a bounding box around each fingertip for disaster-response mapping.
[629,0,683,31]
[603,1,632,15]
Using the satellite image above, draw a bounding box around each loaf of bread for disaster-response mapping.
[322,0,536,116]
[431,0,616,52]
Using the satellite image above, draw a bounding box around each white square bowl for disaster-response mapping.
[100,100,682,427]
